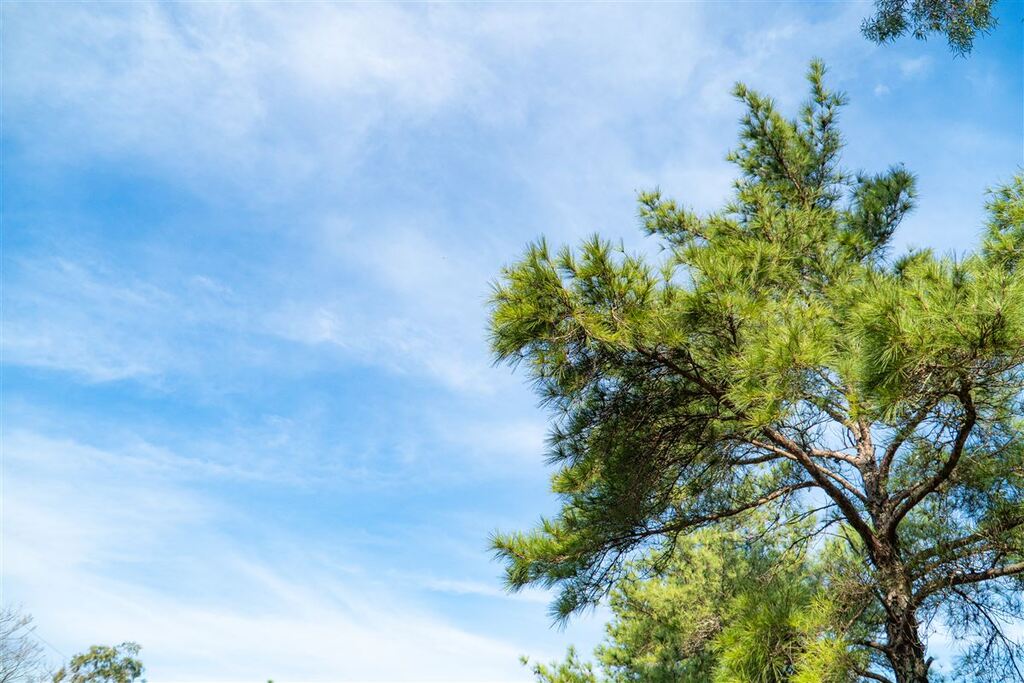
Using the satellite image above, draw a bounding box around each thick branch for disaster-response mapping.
[634,344,879,550]
[914,561,1024,605]
[855,668,895,683]
[762,427,878,551]
[746,438,867,502]
[888,386,976,532]
[658,480,819,537]
[854,639,891,654]
[907,514,1024,576]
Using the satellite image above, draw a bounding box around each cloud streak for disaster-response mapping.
[3,431,533,680]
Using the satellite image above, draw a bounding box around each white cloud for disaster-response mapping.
[2,235,498,394]
[4,1,875,209]
[446,419,548,465]
[268,4,486,109]
[34,577,527,681]
[1,254,245,383]
[406,576,550,606]
[267,301,496,395]
[3,3,490,203]
[899,55,933,78]
[264,214,505,394]
[3,432,211,580]
[3,1,880,395]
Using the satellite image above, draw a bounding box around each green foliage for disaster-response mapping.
[53,644,144,683]
[526,520,868,683]
[862,0,997,54]
[490,61,1024,680]
[523,647,599,683]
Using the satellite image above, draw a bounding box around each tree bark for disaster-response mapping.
[882,580,931,683]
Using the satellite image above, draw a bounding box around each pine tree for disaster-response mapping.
[489,62,1024,683]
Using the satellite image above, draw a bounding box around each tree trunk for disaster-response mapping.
[884,589,931,683]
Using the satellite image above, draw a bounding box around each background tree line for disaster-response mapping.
[0,606,143,683]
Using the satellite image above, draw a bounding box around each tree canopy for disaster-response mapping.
[52,644,144,683]
[489,61,1024,683]
[863,0,997,54]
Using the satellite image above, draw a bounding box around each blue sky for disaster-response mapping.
[1,2,1021,680]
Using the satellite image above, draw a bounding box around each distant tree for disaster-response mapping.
[52,644,143,683]
[0,607,47,683]
[863,0,997,54]
[489,61,1024,683]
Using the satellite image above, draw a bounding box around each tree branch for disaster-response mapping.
[879,394,943,484]
[914,561,1024,605]
[855,667,895,683]
[888,386,976,532]
[657,480,820,537]
[907,514,1024,577]
[761,427,878,551]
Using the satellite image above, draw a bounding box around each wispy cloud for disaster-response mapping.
[899,55,933,78]
[3,0,877,396]
[3,3,494,203]
[3,255,209,382]
[3,431,532,680]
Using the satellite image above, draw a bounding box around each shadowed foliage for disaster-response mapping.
[863,0,997,54]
